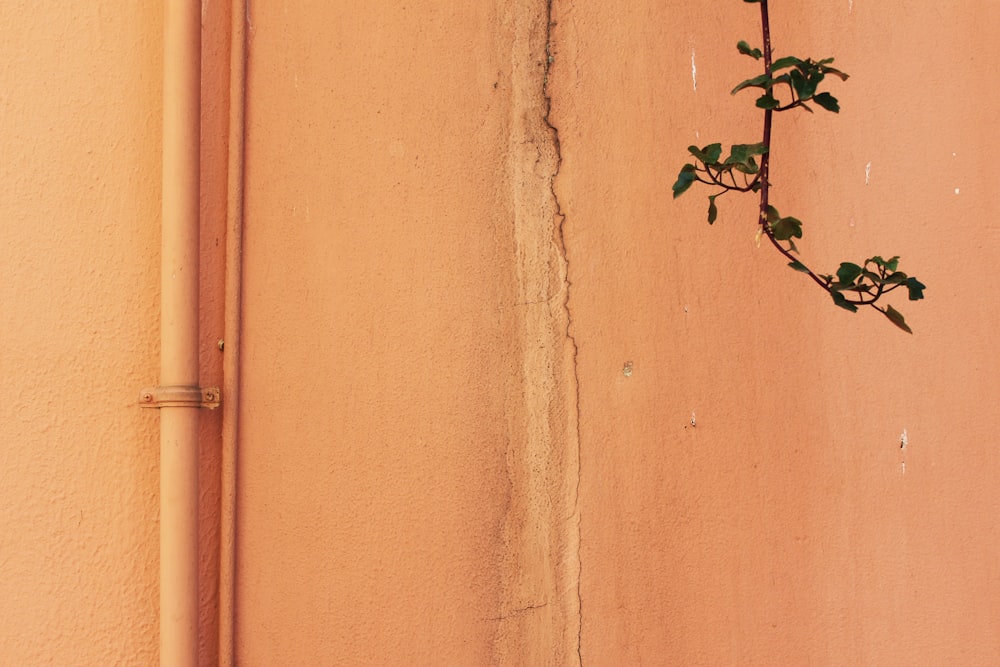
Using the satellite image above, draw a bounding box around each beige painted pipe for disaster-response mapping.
[160,0,201,665]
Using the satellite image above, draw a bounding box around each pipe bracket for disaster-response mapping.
[139,385,221,409]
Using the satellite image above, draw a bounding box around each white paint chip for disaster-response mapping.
[691,49,697,91]
[865,161,871,185]
[955,188,961,195]
[900,428,908,449]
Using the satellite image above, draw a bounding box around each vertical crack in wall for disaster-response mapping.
[495,0,581,665]
[544,3,583,665]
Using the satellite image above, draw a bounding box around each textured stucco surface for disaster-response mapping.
[551,1,1000,664]
[3,1,999,665]
[238,1,577,664]
[0,2,229,664]
[0,2,163,664]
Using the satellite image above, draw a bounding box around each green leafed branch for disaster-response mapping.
[672,0,925,332]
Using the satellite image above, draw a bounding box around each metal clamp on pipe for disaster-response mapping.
[139,385,221,409]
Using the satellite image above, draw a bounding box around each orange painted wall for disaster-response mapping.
[237,1,577,663]
[0,2,229,664]
[552,1,1000,664]
[238,0,1000,665]
[0,2,163,663]
[2,1,998,665]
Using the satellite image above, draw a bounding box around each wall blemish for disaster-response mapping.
[900,428,908,474]
[543,3,583,665]
[691,49,697,91]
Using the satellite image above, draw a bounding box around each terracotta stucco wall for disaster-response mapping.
[553,1,1000,664]
[2,1,999,665]
[0,2,163,663]
[0,2,230,663]
[237,1,578,663]
[239,0,1000,665]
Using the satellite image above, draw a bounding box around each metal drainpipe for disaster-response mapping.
[138,2,216,666]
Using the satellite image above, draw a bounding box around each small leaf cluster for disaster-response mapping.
[819,256,926,332]
[762,205,802,250]
[672,142,767,222]
[733,47,848,113]
[768,208,925,332]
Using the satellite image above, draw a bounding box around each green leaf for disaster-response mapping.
[883,304,913,333]
[737,40,762,59]
[724,143,768,167]
[724,143,766,176]
[836,262,863,285]
[790,69,819,100]
[868,255,900,272]
[707,195,719,224]
[830,291,859,312]
[813,92,840,112]
[862,269,882,283]
[688,143,722,165]
[905,277,926,301]
[771,56,802,71]
[672,164,698,199]
[771,216,803,241]
[756,93,780,109]
[765,205,780,223]
[883,272,909,285]
[788,259,810,273]
[819,62,849,81]
[731,73,772,95]
[733,157,759,175]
